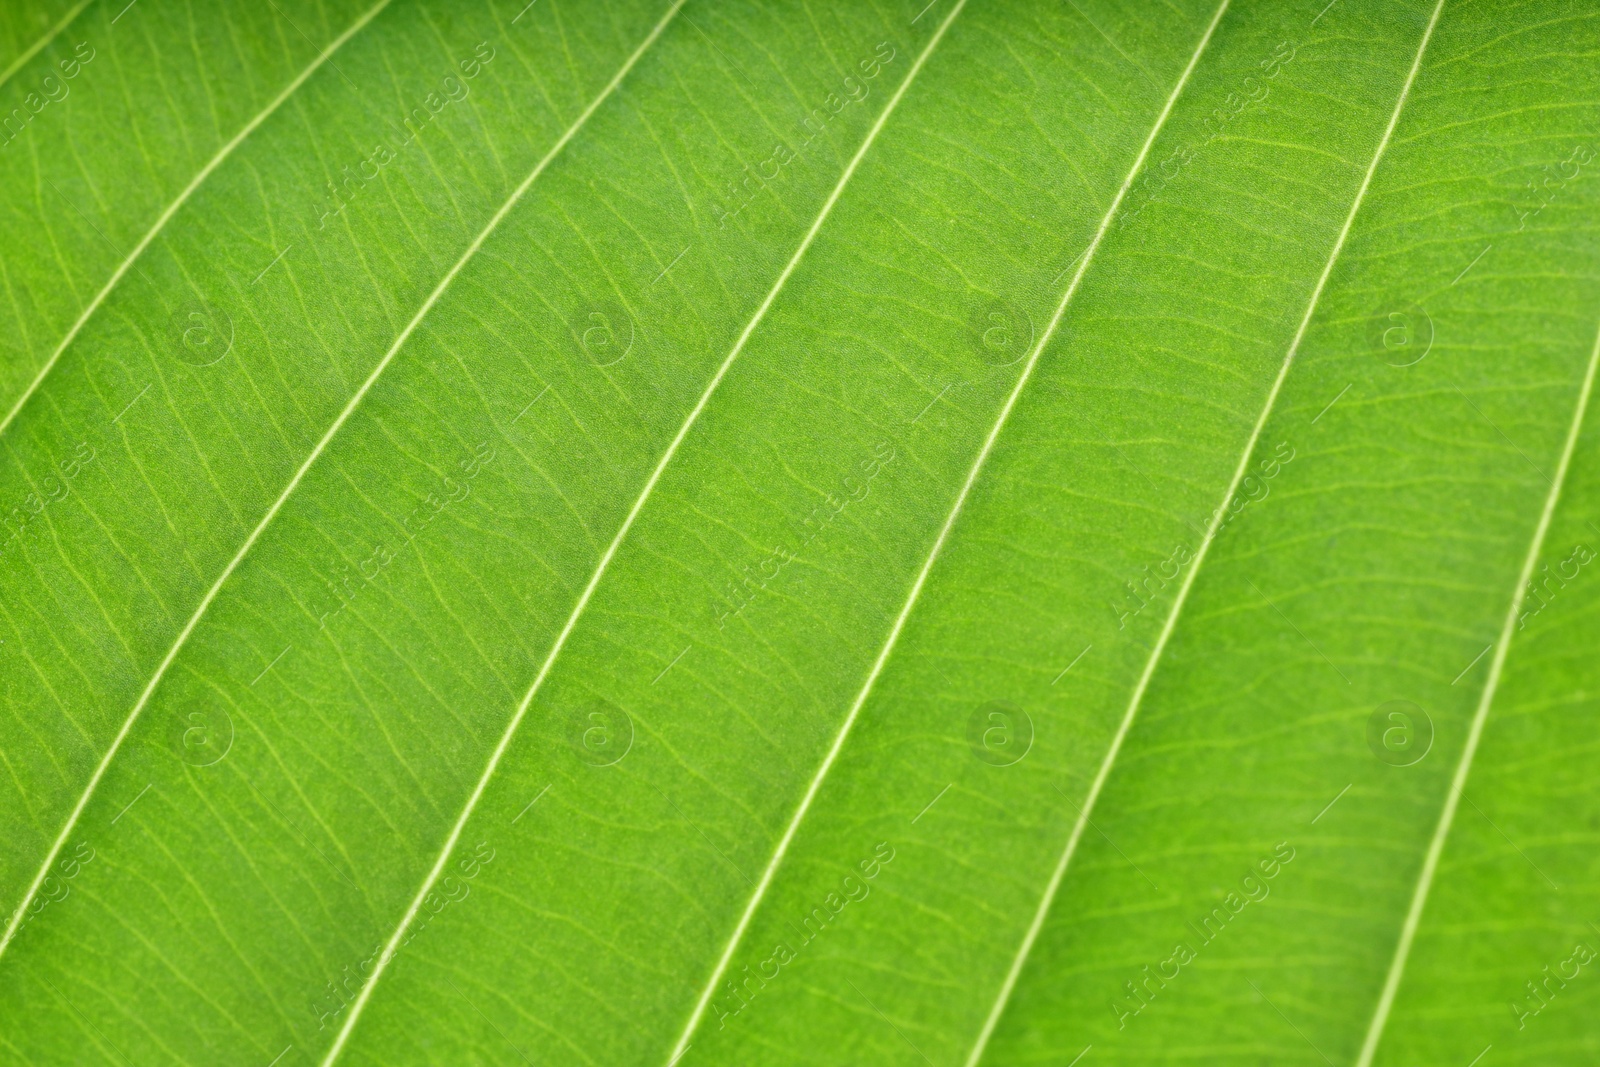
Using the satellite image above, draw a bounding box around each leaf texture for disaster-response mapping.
[0,1,1598,1065]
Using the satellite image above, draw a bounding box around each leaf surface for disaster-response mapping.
[1,1,1598,1065]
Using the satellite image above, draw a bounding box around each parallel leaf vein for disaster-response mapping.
[966,0,1447,1061]
[311,4,976,1063]
[1354,283,1600,1067]
[0,0,661,971]
[0,0,91,93]
[0,0,397,440]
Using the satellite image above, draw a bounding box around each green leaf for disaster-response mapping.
[1,0,1598,1065]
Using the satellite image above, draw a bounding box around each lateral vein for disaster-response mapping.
[0,0,642,969]
[1354,281,1600,1067]
[655,5,984,1060]
[311,2,811,1061]
[0,0,91,93]
[0,0,396,439]
[966,0,1446,1061]
[321,3,965,1063]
